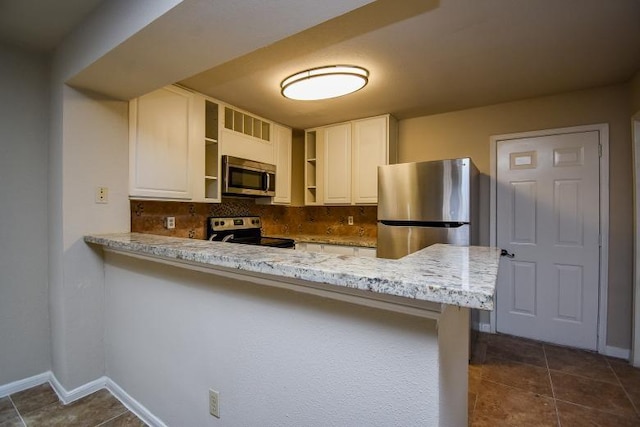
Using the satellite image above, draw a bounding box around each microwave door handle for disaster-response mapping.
[265,172,270,193]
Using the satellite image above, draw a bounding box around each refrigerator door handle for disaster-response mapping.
[500,249,515,258]
[379,220,466,228]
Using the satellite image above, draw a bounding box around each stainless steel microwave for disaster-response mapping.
[222,155,276,197]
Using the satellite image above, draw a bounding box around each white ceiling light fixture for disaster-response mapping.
[281,65,369,101]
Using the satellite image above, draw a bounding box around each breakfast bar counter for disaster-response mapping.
[86,232,500,426]
[85,232,499,313]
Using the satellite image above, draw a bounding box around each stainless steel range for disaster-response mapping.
[206,216,295,249]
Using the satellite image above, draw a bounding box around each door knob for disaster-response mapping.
[500,249,515,258]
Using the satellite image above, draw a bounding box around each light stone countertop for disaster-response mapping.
[85,232,500,310]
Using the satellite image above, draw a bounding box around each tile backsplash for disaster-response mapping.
[131,199,377,240]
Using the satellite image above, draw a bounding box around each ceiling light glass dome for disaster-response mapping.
[281,65,369,101]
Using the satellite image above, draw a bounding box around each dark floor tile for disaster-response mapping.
[22,389,127,427]
[545,345,617,384]
[556,400,640,427]
[607,357,640,381]
[483,334,547,368]
[470,380,557,426]
[607,357,640,414]
[10,384,58,415]
[0,416,25,427]
[469,364,482,395]
[551,371,636,418]
[468,391,477,424]
[471,341,487,364]
[0,398,19,424]
[482,354,552,396]
[98,411,146,427]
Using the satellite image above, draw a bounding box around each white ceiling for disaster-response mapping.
[0,0,103,52]
[179,0,640,129]
[1,0,639,130]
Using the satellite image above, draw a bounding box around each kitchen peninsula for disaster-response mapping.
[86,232,499,426]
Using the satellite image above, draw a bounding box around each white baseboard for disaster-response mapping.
[478,322,492,333]
[49,374,107,405]
[106,378,167,427]
[1,373,164,427]
[0,372,50,398]
[604,345,630,360]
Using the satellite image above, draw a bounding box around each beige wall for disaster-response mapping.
[632,71,640,115]
[399,84,633,350]
[0,43,51,385]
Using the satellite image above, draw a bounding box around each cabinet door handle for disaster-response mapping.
[500,249,515,258]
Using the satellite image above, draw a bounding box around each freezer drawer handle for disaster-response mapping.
[500,249,515,258]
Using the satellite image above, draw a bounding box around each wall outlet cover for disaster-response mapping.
[165,217,176,229]
[209,389,219,418]
[95,187,108,204]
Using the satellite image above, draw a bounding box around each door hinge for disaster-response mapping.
[598,144,602,157]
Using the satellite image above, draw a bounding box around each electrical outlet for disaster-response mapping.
[95,187,108,204]
[165,217,176,229]
[347,216,354,225]
[209,389,220,418]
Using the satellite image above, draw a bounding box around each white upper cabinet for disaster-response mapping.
[352,116,391,204]
[310,114,397,206]
[273,124,292,204]
[323,123,352,204]
[129,86,286,203]
[129,86,193,200]
[219,106,274,164]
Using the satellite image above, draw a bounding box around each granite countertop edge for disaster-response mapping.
[85,232,499,310]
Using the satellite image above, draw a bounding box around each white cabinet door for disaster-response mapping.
[323,123,352,204]
[219,129,274,164]
[273,124,292,204]
[129,86,193,199]
[352,116,388,204]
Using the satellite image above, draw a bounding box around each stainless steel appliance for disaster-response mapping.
[222,156,276,197]
[377,158,479,259]
[206,216,295,248]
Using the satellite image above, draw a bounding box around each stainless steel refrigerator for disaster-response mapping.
[377,158,479,259]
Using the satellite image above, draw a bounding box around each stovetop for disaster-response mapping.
[206,216,295,248]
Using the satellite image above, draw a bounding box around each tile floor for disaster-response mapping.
[469,333,640,426]
[0,384,145,427]
[2,332,640,426]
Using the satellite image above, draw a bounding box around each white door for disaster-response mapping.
[496,131,600,350]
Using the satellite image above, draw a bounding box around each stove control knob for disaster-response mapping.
[214,221,219,226]
[220,221,225,226]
